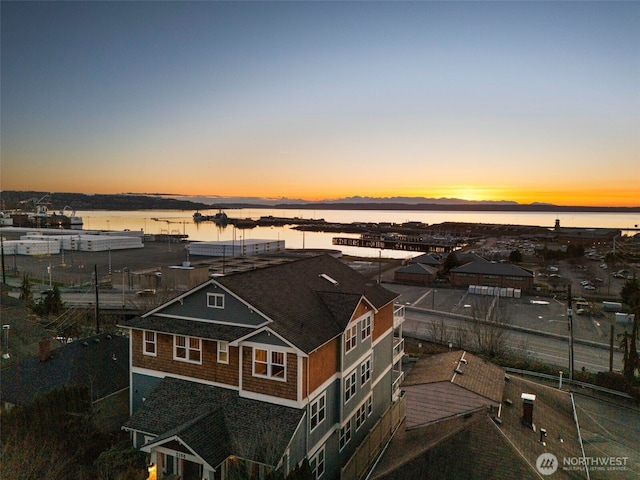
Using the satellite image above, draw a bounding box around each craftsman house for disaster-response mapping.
[121,254,404,480]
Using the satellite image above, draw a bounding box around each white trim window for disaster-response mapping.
[344,369,357,403]
[339,418,352,451]
[253,348,286,381]
[345,324,357,353]
[355,402,367,431]
[143,330,156,356]
[360,315,372,341]
[360,357,372,386]
[174,335,202,363]
[207,292,225,309]
[310,393,326,431]
[310,446,325,479]
[217,340,229,364]
[366,394,373,416]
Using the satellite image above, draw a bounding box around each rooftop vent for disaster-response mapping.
[319,273,339,285]
[454,368,463,375]
[459,358,468,364]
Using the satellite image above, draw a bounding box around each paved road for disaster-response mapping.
[402,308,623,373]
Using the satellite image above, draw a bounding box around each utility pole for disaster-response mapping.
[94,265,100,334]
[567,284,574,380]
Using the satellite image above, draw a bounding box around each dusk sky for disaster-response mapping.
[1,1,638,207]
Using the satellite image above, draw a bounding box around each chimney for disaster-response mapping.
[39,337,51,362]
[521,393,536,428]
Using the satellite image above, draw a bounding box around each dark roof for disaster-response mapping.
[401,351,505,428]
[373,415,538,480]
[0,332,129,405]
[124,315,254,342]
[125,376,304,468]
[215,254,398,352]
[408,253,445,266]
[396,263,438,275]
[452,261,533,278]
[372,363,584,480]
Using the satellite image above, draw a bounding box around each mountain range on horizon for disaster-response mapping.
[1,191,637,212]
[166,193,555,207]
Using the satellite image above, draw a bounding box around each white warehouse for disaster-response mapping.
[186,239,284,257]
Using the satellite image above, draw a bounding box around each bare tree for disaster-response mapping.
[427,318,451,346]
[466,295,511,358]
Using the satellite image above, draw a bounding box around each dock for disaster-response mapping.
[333,234,466,253]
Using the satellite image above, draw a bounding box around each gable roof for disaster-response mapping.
[408,253,445,266]
[0,332,129,405]
[372,361,583,480]
[452,261,533,278]
[215,254,398,353]
[396,263,439,275]
[125,376,304,469]
[401,351,505,428]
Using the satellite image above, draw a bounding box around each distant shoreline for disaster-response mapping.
[1,191,638,213]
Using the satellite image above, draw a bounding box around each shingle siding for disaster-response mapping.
[241,347,298,401]
[132,330,239,387]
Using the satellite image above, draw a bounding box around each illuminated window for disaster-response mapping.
[174,335,201,364]
[217,341,228,364]
[253,348,286,381]
[143,330,156,356]
[345,324,357,353]
[310,393,326,431]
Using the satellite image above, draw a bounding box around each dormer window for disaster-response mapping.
[207,293,225,308]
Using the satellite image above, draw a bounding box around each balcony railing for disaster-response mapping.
[393,337,404,364]
[392,368,405,393]
[393,304,405,329]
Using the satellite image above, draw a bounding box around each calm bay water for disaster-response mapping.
[77,209,639,260]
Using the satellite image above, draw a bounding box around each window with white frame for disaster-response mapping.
[310,393,326,431]
[253,348,286,380]
[174,335,201,363]
[355,402,367,431]
[345,324,357,353]
[143,330,156,356]
[360,315,372,341]
[310,446,325,479]
[217,340,228,364]
[344,369,357,403]
[366,394,373,416]
[339,418,352,450]
[207,293,225,308]
[360,356,372,386]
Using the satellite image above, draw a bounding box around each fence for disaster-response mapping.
[340,393,406,480]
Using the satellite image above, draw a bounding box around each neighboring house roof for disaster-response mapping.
[408,253,445,266]
[451,261,533,278]
[401,351,505,429]
[124,376,305,469]
[216,255,398,353]
[0,332,129,405]
[395,263,439,276]
[372,362,584,480]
